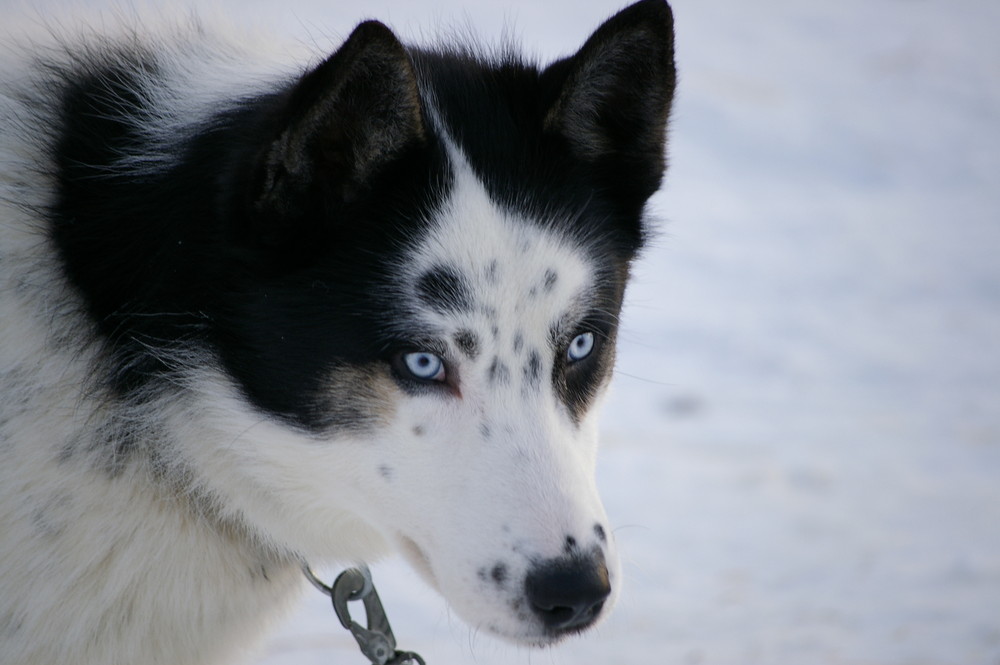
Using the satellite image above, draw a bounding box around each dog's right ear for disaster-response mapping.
[252,21,425,220]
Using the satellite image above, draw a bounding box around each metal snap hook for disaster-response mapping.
[301,564,425,665]
[331,566,396,665]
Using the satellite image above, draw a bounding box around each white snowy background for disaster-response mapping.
[239,1,1000,664]
[25,0,1000,662]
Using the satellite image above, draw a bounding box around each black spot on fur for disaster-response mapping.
[412,425,426,437]
[378,464,394,481]
[512,331,524,354]
[565,535,578,553]
[479,421,492,440]
[492,563,509,587]
[453,329,480,359]
[417,265,473,313]
[543,268,559,292]
[523,350,542,388]
[594,524,607,543]
[488,357,511,385]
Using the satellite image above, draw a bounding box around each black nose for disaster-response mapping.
[524,551,611,634]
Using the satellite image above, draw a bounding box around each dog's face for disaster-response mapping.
[359,160,626,642]
[185,0,674,646]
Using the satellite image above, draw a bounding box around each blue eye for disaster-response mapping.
[567,332,595,362]
[402,352,446,382]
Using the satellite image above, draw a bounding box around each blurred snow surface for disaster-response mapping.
[242,0,1000,663]
[52,0,996,662]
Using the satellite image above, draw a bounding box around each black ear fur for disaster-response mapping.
[255,20,425,214]
[544,0,676,196]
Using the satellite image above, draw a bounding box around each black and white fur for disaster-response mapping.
[0,2,675,663]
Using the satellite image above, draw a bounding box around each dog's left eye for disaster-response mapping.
[566,332,595,362]
[401,351,446,382]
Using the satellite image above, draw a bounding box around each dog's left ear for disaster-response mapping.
[544,0,676,199]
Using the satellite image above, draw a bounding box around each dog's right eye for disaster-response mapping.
[400,351,446,382]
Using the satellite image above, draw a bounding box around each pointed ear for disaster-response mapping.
[255,20,425,213]
[544,0,676,194]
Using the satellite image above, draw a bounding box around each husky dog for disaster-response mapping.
[0,1,675,663]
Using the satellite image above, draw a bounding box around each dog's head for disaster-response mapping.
[191,0,674,645]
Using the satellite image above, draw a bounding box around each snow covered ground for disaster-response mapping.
[25,0,1000,662]
[240,1,1000,663]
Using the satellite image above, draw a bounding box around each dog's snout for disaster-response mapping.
[524,550,611,634]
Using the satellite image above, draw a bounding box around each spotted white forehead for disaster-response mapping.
[403,150,592,377]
